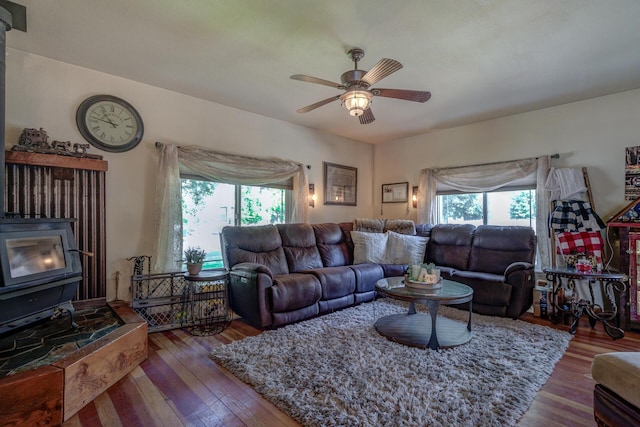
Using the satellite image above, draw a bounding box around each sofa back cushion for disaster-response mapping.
[351,231,389,264]
[277,224,323,272]
[313,223,353,267]
[384,219,416,235]
[386,231,429,264]
[426,224,476,270]
[353,218,385,233]
[415,223,434,238]
[220,225,289,275]
[468,225,536,274]
[354,218,416,235]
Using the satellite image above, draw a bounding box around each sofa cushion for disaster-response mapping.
[384,219,416,235]
[380,264,407,278]
[415,223,435,238]
[313,223,352,267]
[277,224,323,272]
[348,263,384,293]
[221,225,289,275]
[426,224,475,270]
[351,231,389,264]
[468,225,536,275]
[386,231,428,264]
[354,218,385,233]
[271,273,321,313]
[592,352,640,410]
[305,266,356,300]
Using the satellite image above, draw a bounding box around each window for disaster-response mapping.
[181,178,290,269]
[437,188,536,231]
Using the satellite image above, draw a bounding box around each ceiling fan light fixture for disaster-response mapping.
[340,90,372,117]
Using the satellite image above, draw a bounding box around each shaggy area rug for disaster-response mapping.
[210,300,572,427]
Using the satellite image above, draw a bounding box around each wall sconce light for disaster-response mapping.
[412,186,418,208]
[309,184,316,208]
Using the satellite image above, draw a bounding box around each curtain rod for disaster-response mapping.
[155,141,311,169]
[434,154,560,172]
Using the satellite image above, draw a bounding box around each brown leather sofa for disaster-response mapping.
[220,221,536,328]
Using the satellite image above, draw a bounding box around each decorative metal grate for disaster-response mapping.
[130,272,188,332]
[182,275,231,336]
[130,270,230,335]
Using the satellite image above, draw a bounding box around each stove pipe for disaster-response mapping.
[0,6,11,219]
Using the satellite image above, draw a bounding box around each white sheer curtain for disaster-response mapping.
[417,156,551,268]
[152,143,309,273]
[535,156,552,269]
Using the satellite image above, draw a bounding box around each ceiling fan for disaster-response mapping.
[290,47,431,125]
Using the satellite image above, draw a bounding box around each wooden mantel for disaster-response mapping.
[4,150,108,171]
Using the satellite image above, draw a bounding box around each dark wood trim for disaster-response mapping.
[5,150,108,171]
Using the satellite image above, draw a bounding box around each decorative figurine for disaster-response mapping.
[13,127,103,159]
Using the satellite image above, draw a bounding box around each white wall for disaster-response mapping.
[6,48,640,300]
[4,49,375,300]
[375,88,640,222]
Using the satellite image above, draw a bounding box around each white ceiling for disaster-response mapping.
[5,0,640,144]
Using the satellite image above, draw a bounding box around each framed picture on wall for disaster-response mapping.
[324,162,357,206]
[625,145,640,200]
[382,182,409,203]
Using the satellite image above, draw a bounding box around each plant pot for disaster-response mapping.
[186,263,202,276]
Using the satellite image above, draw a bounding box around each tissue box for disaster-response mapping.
[533,285,553,318]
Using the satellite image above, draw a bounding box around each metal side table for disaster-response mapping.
[182,270,231,336]
[543,267,626,339]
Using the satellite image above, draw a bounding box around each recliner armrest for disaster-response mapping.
[504,261,533,277]
[231,262,273,278]
[228,264,274,328]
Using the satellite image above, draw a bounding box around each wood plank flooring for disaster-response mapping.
[63,311,640,427]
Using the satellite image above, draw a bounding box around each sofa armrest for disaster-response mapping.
[503,262,535,319]
[232,262,273,278]
[229,266,274,327]
[504,261,534,277]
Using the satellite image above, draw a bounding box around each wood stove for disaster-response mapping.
[0,218,83,334]
[0,4,82,335]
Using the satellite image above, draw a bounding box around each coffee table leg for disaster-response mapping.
[426,299,440,350]
[467,300,472,331]
[407,302,417,315]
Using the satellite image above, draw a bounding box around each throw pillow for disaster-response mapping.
[353,218,385,233]
[350,231,389,264]
[555,230,604,271]
[386,231,429,265]
[384,219,417,235]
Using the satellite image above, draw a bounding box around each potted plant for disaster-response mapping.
[184,246,206,275]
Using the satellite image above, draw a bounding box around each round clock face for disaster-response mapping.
[76,95,144,152]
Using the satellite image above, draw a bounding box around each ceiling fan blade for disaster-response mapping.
[296,95,341,113]
[373,88,432,103]
[359,108,375,125]
[361,59,402,86]
[290,74,342,89]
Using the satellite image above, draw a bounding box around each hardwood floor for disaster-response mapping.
[63,311,640,427]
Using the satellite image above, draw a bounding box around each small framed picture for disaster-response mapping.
[382,182,409,203]
[324,162,357,206]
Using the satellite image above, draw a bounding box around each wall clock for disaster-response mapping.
[76,94,144,152]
